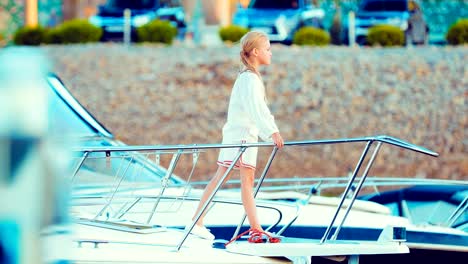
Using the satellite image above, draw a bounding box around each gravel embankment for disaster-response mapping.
[40,43,467,181]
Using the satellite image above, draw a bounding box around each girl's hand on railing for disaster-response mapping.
[272,132,284,149]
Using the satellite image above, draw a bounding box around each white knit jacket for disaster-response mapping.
[221,71,279,142]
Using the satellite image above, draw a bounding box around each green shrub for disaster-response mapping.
[367,25,404,46]
[13,26,46,46]
[219,25,249,43]
[446,19,468,45]
[293,27,330,46]
[44,27,64,44]
[136,20,177,44]
[47,19,102,44]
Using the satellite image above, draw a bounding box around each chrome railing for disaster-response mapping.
[71,135,439,251]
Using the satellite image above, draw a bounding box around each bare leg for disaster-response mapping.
[240,167,263,231]
[192,165,230,226]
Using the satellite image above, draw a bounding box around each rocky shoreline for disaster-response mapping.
[41,43,467,181]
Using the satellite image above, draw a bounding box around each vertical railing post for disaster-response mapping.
[147,151,182,224]
[71,151,89,183]
[94,155,135,219]
[446,196,468,227]
[320,141,373,244]
[331,142,382,240]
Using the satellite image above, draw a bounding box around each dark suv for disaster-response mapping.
[89,0,186,41]
[354,0,428,45]
[232,0,325,44]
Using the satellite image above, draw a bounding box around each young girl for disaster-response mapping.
[189,31,284,240]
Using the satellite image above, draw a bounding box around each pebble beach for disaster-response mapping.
[40,43,467,181]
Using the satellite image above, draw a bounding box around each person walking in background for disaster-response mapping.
[407,0,429,45]
[188,31,284,240]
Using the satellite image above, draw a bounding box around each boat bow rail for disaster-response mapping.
[71,135,438,259]
[72,134,439,156]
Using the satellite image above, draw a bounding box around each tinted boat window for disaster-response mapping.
[361,0,407,12]
[250,0,300,9]
[106,0,156,9]
[406,200,459,225]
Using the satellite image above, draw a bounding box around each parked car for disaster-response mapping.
[354,0,429,45]
[232,0,325,44]
[89,0,186,41]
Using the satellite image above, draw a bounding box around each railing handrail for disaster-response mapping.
[188,177,468,188]
[72,135,439,157]
[71,177,468,191]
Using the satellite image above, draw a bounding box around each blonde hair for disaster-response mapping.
[239,31,269,76]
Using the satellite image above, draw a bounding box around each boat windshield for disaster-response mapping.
[47,76,102,138]
[46,75,183,185]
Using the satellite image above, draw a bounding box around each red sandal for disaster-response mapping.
[248,229,281,243]
[225,228,281,246]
